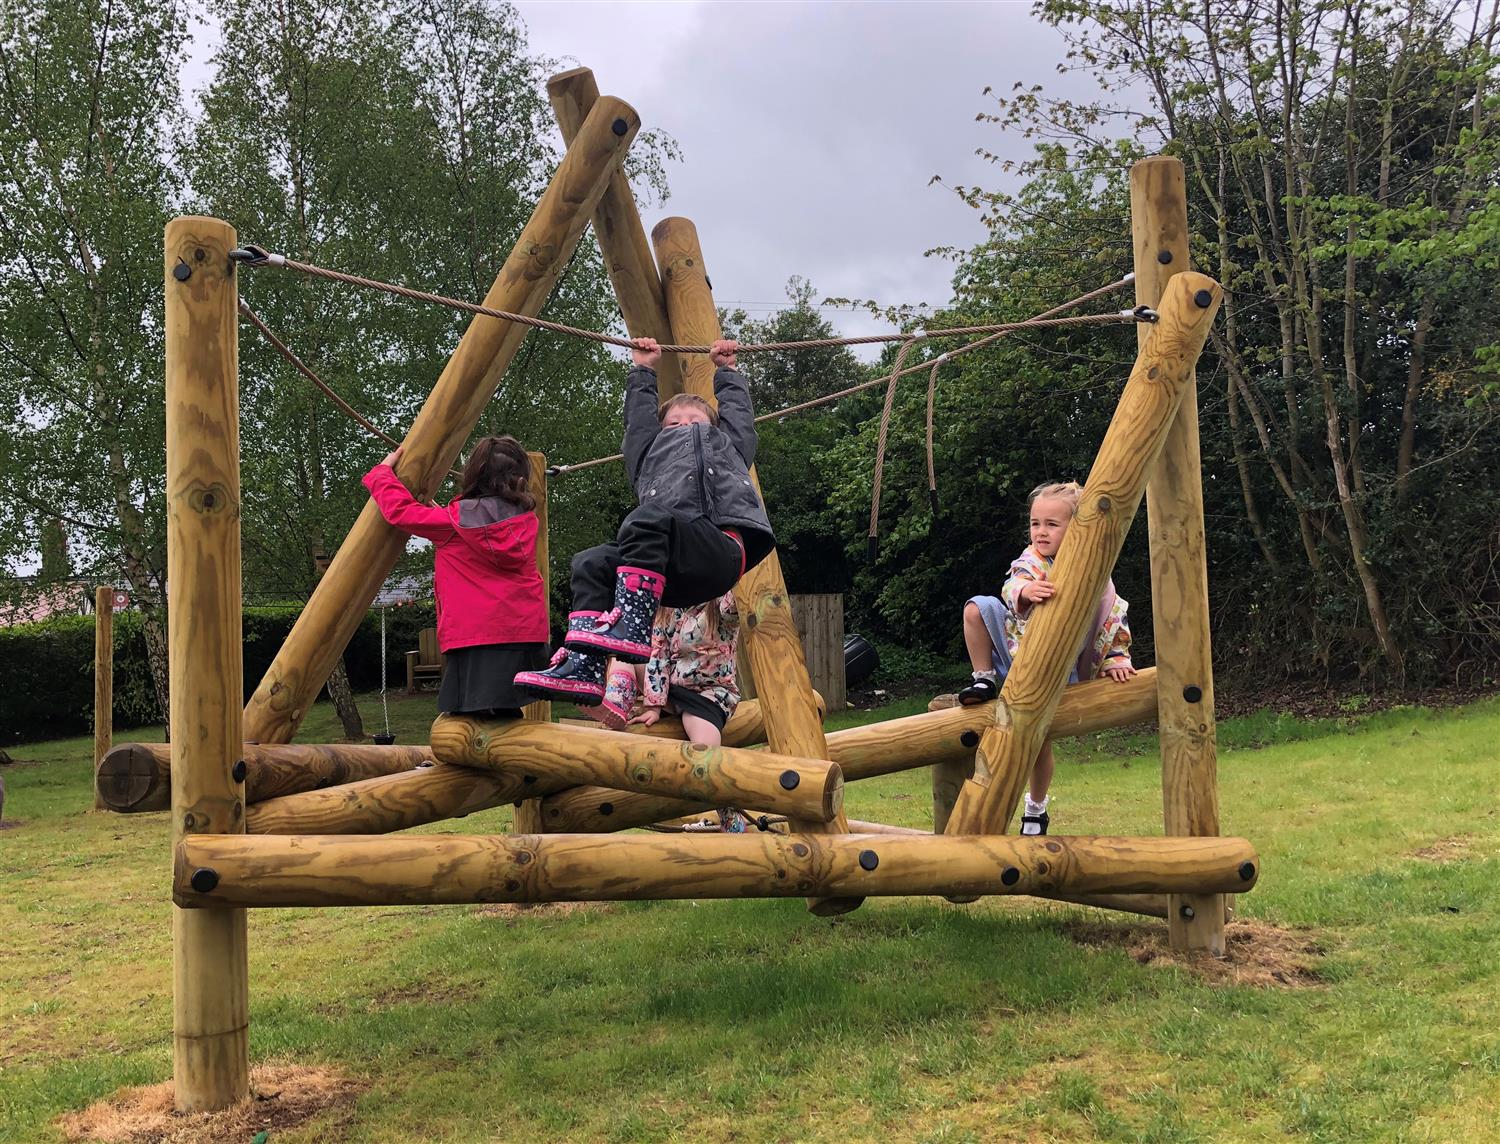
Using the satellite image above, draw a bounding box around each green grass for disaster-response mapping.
[2,692,1498,1142]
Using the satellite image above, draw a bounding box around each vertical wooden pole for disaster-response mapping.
[1131,156,1226,956]
[165,216,249,1110]
[243,98,641,745]
[652,217,861,916]
[516,451,550,833]
[92,586,114,810]
[547,67,684,397]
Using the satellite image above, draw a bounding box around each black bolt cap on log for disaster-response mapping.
[1183,685,1203,704]
[611,117,629,136]
[1157,249,1174,264]
[1239,862,1257,882]
[778,770,801,791]
[858,849,880,871]
[1000,867,1020,886]
[1194,288,1214,308]
[190,868,220,894]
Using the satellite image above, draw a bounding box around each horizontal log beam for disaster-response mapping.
[176,832,1259,909]
[97,742,433,812]
[430,716,842,823]
[539,670,1158,833]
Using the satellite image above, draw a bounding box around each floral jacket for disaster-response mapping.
[642,592,740,722]
[999,545,1132,679]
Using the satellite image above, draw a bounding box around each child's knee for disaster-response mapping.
[963,601,983,625]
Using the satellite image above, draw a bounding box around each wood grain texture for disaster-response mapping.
[93,586,113,810]
[175,831,1260,909]
[97,742,434,812]
[652,215,859,916]
[243,98,640,745]
[1132,156,1226,955]
[518,452,551,728]
[164,216,248,1111]
[247,762,541,835]
[430,715,843,822]
[945,273,1223,838]
[547,67,683,397]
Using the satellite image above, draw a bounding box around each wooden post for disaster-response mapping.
[944,274,1222,838]
[92,586,113,810]
[165,216,249,1112]
[429,716,843,822]
[176,831,1260,910]
[97,741,434,813]
[1132,156,1226,955]
[243,97,641,745]
[547,67,683,396]
[652,216,860,916]
[519,450,551,731]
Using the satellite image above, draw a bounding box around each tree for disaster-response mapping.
[0,0,189,720]
[953,0,1500,681]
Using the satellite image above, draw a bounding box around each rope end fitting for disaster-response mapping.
[1122,271,1137,285]
[229,244,284,268]
[1129,305,1159,323]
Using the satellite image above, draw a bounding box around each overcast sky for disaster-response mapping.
[510,1,1080,350]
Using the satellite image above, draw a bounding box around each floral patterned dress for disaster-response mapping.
[641,592,740,723]
[997,546,1133,677]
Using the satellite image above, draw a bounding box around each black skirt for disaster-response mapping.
[438,643,547,715]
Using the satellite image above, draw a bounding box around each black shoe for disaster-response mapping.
[1020,811,1049,836]
[957,675,998,705]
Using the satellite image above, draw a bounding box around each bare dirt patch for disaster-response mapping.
[1062,918,1325,988]
[1408,834,1473,863]
[473,901,613,922]
[57,1063,364,1143]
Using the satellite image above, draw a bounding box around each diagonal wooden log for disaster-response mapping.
[653,216,861,916]
[945,273,1223,838]
[243,97,641,744]
[429,715,842,823]
[539,670,1158,833]
[547,67,683,396]
[97,742,434,812]
[175,831,1260,909]
[1132,156,1226,955]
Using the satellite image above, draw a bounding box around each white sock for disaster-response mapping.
[1024,794,1049,817]
[972,669,997,682]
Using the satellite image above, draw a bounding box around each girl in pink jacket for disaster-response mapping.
[363,436,548,717]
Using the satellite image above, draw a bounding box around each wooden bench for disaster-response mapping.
[405,627,444,693]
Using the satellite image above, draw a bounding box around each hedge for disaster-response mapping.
[0,603,439,744]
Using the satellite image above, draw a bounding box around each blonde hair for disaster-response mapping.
[1029,480,1084,516]
[658,393,719,427]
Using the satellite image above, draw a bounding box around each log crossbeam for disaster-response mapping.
[430,715,843,823]
[176,831,1259,910]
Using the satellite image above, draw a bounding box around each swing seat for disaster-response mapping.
[405,627,444,694]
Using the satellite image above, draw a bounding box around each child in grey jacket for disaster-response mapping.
[516,337,774,706]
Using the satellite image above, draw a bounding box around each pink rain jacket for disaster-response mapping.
[363,464,548,652]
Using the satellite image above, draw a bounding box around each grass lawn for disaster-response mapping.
[2,690,1498,1142]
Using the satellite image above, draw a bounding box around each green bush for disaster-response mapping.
[0,602,441,744]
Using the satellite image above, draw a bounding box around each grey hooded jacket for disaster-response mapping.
[621,365,775,569]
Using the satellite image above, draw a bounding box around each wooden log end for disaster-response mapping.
[97,742,169,812]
